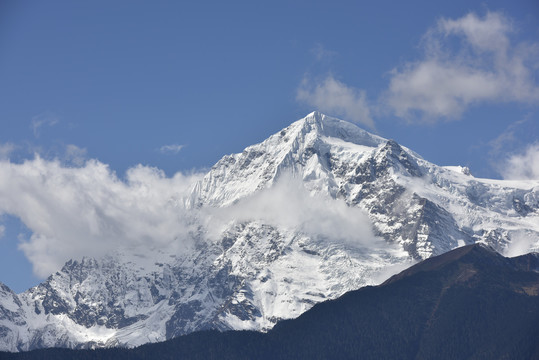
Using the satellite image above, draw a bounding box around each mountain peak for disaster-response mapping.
[188,112,387,207]
[294,112,384,148]
[304,110,323,120]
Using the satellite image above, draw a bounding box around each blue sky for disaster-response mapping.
[0,0,538,292]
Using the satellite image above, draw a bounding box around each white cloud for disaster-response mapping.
[31,112,59,137]
[500,142,539,180]
[159,144,185,154]
[297,75,375,129]
[207,175,384,249]
[0,225,5,239]
[0,143,16,160]
[0,156,203,277]
[64,144,88,166]
[385,11,539,121]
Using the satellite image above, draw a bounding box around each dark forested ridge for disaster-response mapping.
[3,244,539,360]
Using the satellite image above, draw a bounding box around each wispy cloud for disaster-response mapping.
[31,112,59,138]
[311,43,337,62]
[488,115,539,180]
[488,118,529,155]
[499,142,539,180]
[159,144,185,154]
[297,75,374,129]
[206,174,389,250]
[64,144,88,166]
[0,143,16,160]
[384,11,539,122]
[504,230,539,257]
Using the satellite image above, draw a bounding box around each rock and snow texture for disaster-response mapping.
[1,111,538,351]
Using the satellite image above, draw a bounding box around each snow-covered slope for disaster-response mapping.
[189,112,539,258]
[1,112,538,351]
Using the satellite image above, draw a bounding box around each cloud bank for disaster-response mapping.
[0,157,203,277]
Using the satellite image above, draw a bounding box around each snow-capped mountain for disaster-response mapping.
[1,112,538,351]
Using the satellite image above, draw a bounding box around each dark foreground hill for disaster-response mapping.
[3,244,539,360]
